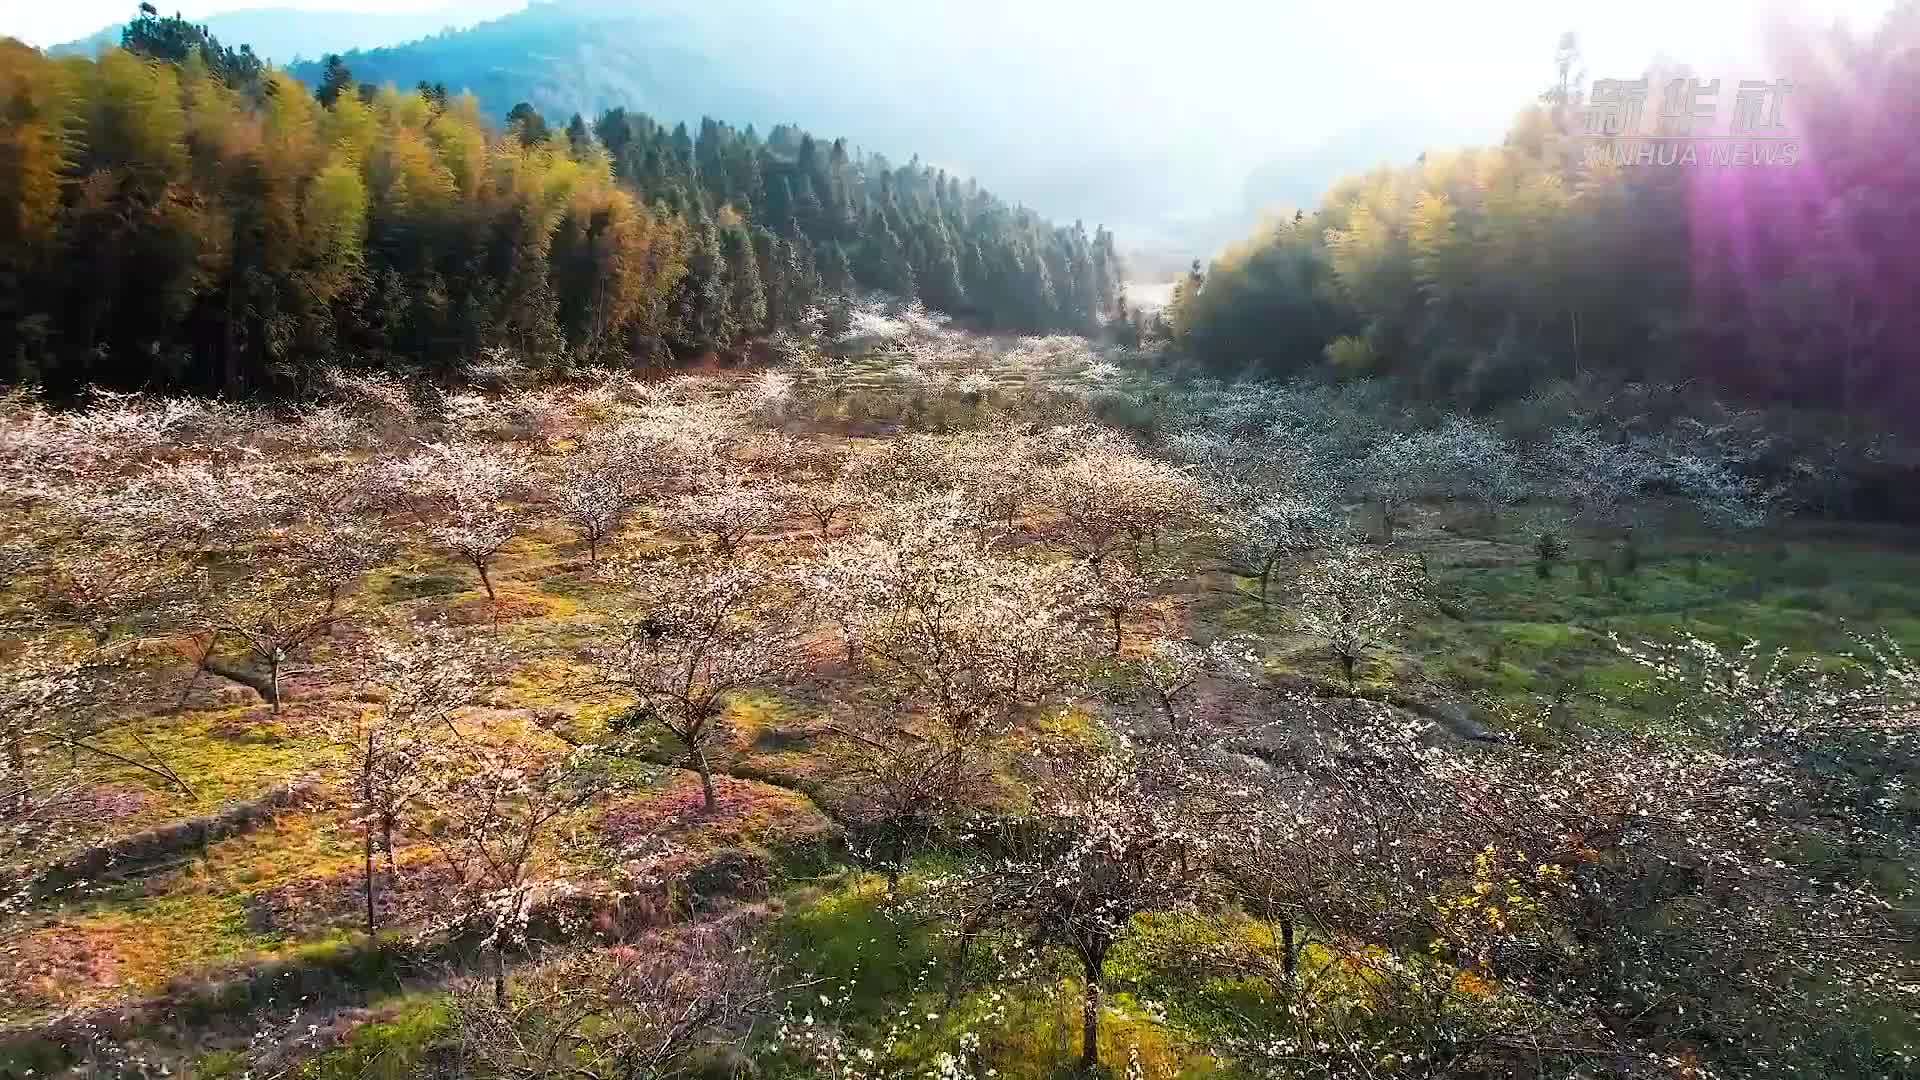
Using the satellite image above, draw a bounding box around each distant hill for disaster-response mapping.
[50,2,522,65]
[280,0,1199,239]
[287,4,746,131]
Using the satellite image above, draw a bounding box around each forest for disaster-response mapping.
[0,10,1122,395]
[1161,16,1920,433]
[1,6,1918,1080]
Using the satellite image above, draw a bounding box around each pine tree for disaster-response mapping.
[315,55,352,108]
[565,113,592,157]
[506,102,549,147]
[821,241,854,295]
[722,219,766,336]
[858,210,915,299]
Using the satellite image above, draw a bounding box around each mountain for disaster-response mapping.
[283,1,1228,257]
[288,4,744,134]
[49,2,523,65]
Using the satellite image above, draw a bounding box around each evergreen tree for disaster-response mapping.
[722,218,767,335]
[858,210,916,299]
[505,102,549,147]
[565,113,592,156]
[821,241,855,295]
[315,54,353,108]
[677,208,733,352]
[121,6,264,90]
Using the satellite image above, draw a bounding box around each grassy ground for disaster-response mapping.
[1209,501,1920,734]
[7,381,1918,1075]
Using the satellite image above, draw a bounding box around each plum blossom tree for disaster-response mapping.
[29,543,195,646]
[548,446,649,564]
[1082,557,1162,655]
[1653,444,1780,529]
[278,403,375,453]
[424,742,612,1006]
[845,433,967,505]
[2,647,121,828]
[1126,636,1257,741]
[1352,430,1436,542]
[319,366,422,432]
[664,482,780,561]
[1291,545,1424,691]
[106,456,292,547]
[1213,642,1920,1080]
[1041,448,1199,569]
[195,520,395,712]
[820,709,995,894]
[920,729,1241,1072]
[843,496,1091,744]
[327,622,506,936]
[802,498,1095,895]
[587,558,800,812]
[452,921,776,1079]
[1425,416,1530,525]
[778,470,860,541]
[1,641,202,910]
[946,429,1047,534]
[804,539,888,666]
[1539,427,1658,531]
[1222,493,1343,611]
[60,455,386,709]
[385,442,534,601]
[743,368,798,429]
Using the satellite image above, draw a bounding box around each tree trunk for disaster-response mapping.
[1280,915,1297,984]
[1109,612,1123,654]
[363,821,377,937]
[1080,959,1103,1070]
[475,560,497,601]
[587,535,598,564]
[946,927,975,1009]
[493,947,508,1007]
[7,733,29,814]
[1569,307,1581,378]
[885,831,904,897]
[362,743,377,937]
[1340,652,1356,692]
[694,747,717,813]
[268,652,282,714]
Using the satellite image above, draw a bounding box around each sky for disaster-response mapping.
[2,0,501,48]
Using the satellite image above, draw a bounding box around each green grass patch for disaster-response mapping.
[292,995,454,1080]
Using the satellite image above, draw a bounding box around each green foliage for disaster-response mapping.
[2,23,1116,394]
[774,872,940,1014]
[121,8,264,91]
[1167,16,1920,426]
[293,997,453,1080]
[0,39,704,391]
[1398,523,1920,731]
[593,113,1122,334]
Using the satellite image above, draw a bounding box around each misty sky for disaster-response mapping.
[654,0,1896,246]
[3,0,1898,254]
